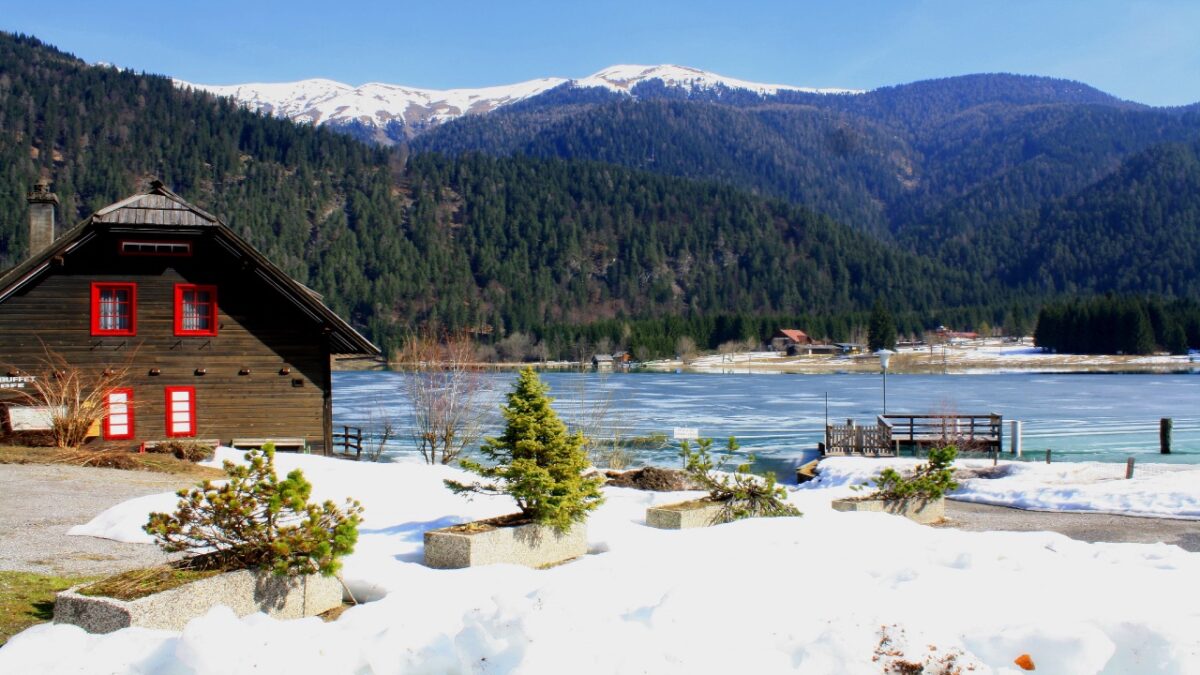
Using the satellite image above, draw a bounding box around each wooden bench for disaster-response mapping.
[229,437,307,452]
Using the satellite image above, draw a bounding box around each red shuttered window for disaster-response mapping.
[91,283,137,336]
[174,284,218,337]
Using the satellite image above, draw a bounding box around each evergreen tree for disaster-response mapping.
[868,300,897,351]
[446,368,604,531]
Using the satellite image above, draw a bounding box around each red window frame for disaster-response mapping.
[174,284,218,337]
[90,282,137,336]
[164,386,196,438]
[103,388,134,440]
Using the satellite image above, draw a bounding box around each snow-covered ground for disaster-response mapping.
[813,456,1200,519]
[4,449,1200,673]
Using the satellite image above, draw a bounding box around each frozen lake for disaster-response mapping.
[333,371,1200,472]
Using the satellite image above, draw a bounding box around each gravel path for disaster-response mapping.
[942,499,1200,551]
[0,465,198,576]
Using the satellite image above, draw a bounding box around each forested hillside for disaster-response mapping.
[417,73,1200,261]
[0,33,1009,357]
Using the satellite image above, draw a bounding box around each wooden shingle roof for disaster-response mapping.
[0,181,379,356]
[91,181,219,227]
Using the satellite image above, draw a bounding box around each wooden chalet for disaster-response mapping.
[769,329,812,352]
[0,181,380,454]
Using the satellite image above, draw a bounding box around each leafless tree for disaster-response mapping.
[363,403,396,462]
[565,371,635,469]
[396,330,491,465]
[15,345,133,449]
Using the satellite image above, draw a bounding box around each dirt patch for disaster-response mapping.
[78,564,223,601]
[605,466,703,491]
[441,512,531,534]
[0,445,222,479]
[655,497,720,512]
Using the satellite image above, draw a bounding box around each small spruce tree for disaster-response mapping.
[144,444,363,576]
[446,368,604,531]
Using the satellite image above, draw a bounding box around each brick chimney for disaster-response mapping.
[27,180,58,259]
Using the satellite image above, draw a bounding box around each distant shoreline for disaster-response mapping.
[344,340,1199,374]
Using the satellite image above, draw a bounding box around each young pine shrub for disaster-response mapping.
[446,368,604,532]
[859,445,960,501]
[680,437,801,522]
[144,443,363,576]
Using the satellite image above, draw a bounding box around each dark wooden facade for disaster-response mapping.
[0,183,379,454]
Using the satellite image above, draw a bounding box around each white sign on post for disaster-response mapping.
[673,427,699,440]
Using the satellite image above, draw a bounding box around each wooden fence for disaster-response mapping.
[824,413,1003,456]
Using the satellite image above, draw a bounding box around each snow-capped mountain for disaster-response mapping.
[574,64,856,96]
[176,65,858,144]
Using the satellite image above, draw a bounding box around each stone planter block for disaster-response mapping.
[645,499,728,529]
[54,569,343,634]
[830,496,945,524]
[424,519,587,569]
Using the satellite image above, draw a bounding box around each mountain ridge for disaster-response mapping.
[175,63,860,144]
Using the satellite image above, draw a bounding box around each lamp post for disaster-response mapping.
[876,349,895,414]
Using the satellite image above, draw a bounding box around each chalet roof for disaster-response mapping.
[0,182,379,356]
[91,181,220,227]
[775,329,810,342]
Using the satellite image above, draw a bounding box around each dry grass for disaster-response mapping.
[77,564,223,602]
[0,571,97,646]
[0,444,223,479]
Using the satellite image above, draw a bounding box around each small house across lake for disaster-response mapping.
[0,181,380,454]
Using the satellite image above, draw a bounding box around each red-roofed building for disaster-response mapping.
[769,329,813,352]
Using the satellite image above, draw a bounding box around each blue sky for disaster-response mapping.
[3,0,1199,105]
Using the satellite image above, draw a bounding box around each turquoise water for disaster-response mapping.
[332,371,1200,473]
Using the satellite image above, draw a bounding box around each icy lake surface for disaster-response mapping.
[333,371,1199,471]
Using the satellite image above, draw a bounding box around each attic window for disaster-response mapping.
[119,240,192,257]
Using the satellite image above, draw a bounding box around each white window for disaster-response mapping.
[165,387,195,438]
[104,389,133,440]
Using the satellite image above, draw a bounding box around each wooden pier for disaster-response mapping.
[824,413,1003,456]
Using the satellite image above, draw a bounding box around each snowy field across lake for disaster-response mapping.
[4,449,1199,674]
[334,371,1200,470]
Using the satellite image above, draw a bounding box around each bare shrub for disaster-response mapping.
[396,330,490,465]
[16,346,132,449]
[62,448,140,470]
[148,440,215,462]
[675,336,698,362]
[362,404,395,462]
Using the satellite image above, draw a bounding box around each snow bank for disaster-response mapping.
[5,448,1199,673]
[812,456,1200,519]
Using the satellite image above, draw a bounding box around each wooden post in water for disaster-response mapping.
[1161,418,1172,454]
[1126,457,1135,479]
[1011,420,1022,457]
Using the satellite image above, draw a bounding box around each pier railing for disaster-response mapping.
[824,417,897,456]
[824,413,1003,456]
[883,413,1002,453]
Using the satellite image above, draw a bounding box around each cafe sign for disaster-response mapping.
[0,375,36,389]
